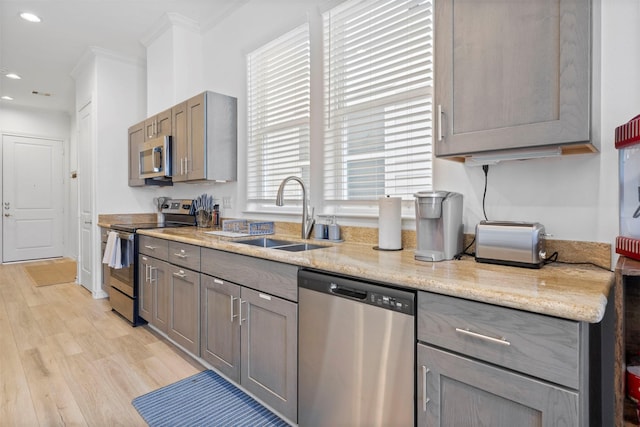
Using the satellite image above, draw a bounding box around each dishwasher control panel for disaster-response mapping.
[299,268,415,316]
[370,292,413,314]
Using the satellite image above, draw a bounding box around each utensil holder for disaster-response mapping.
[196,209,212,228]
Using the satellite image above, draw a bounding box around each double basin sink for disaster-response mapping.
[234,237,328,252]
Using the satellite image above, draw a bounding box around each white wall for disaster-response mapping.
[180,0,638,262]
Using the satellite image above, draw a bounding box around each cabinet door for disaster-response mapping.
[168,265,200,355]
[138,255,153,322]
[186,92,206,181]
[150,257,170,333]
[128,121,145,187]
[144,108,172,141]
[138,255,170,333]
[417,344,579,427]
[434,0,590,158]
[200,274,241,382]
[155,108,172,138]
[241,287,297,422]
[171,101,188,182]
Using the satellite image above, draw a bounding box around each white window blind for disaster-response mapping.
[247,24,311,205]
[323,0,433,202]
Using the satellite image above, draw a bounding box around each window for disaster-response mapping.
[247,24,311,207]
[323,0,433,203]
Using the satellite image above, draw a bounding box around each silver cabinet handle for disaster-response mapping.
[149,266,157,284]
[144,245,156,251]
[174,249,187,258]
[422,365,430,412]
[455,327,511,346]
[230,295,238,323]
[173,270,187,278]
[437,104,443,142]
[239,299,247,326]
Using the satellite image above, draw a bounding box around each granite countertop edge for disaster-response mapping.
[101,223,613,324]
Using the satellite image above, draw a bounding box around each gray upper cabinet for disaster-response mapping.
[434,0,593,160]
[127,121,145,187]
[144,107,172,141]
[172,91,237,182]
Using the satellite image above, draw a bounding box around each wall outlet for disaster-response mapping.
[223,196,232,209]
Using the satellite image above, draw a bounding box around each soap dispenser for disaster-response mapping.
[328,216,340,241]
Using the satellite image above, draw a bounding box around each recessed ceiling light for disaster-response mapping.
[1,96,14,101]
[19,12,41,23]
[5,73,21,79]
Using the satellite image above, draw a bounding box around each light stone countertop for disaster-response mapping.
[117,225,614,324]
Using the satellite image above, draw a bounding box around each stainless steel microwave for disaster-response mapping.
[139,135,172,180]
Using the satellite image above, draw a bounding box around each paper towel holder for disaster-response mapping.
[376,195,403,251]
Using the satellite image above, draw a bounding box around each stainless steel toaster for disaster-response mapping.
[475,221,547,268]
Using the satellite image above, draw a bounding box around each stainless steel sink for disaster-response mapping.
[275,243,327,252]
[234,237,329,251]
[236,237,297,248]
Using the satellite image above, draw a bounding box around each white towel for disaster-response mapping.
[103,231,123,269]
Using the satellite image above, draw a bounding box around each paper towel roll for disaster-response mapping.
[378,196,402,250]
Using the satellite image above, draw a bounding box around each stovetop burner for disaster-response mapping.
[110,222,194,233]
[110,198,196,233]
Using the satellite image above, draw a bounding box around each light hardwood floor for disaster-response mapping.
[0,259,203,426]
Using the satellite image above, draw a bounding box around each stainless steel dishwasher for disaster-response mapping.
[298,269,415,426]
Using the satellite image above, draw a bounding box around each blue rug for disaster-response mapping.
[132,370,289,427]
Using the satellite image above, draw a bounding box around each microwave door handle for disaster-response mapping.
[152,146,162,173]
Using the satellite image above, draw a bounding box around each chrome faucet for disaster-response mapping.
[276,176,315,239]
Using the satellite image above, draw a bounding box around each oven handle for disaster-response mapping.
[111,230,134,241]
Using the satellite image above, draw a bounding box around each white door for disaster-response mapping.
[78,103,93,291]
[2,135,64,262]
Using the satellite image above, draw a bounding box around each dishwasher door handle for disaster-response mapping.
[329,283,367,300]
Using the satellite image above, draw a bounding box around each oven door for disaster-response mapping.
[109,231,135,298]
[139,135,172,179]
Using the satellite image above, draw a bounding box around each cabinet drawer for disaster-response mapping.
[139,236,169,260]
[417,291,580,389]
[169,241,201,271]
[201,248,298,302]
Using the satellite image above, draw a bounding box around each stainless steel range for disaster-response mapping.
[105,199,195,325]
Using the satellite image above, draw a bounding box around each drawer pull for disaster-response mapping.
[144,245,156,251]
[174,252,187,258]
[173,270,187,278]
[455,327,511,346]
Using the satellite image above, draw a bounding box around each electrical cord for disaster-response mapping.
[543,251,611,271]
[482,164,489,221]
[454,164,490,260]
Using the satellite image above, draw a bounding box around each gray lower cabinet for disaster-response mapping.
[200,274,241,381]
[200,272,298,422]
[168,264,200,355]
[417,291,586,426]
[417,344,578,426]
[240,286,297,422]
[138,254,170,333]
[200,247,298,423]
